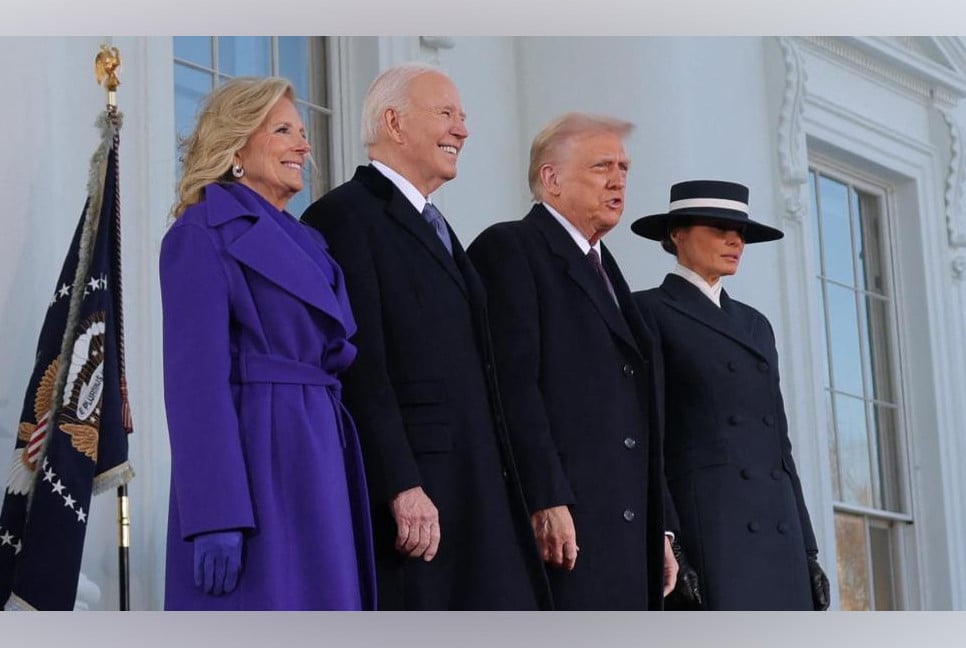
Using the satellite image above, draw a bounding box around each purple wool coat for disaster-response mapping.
[159,182,375,610]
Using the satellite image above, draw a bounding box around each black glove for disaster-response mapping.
[670,537,702,608]
[806,552,830,611]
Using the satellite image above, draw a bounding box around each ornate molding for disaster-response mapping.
[803,37,961,108]
[953,255,966,280]
[940,107,966,282]
[419,36,454,64]
[777,37,809,222]
[420,36,455,51]
[938,106,966,254]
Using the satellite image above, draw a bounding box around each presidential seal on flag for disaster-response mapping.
[60,313,107,462]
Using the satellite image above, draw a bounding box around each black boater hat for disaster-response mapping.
[630,179,784,244]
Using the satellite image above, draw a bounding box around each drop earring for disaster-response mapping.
[232,164,244,179]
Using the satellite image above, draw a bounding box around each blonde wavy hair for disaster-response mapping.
[172,76,296,218]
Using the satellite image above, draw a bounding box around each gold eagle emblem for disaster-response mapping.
[94,45,122,92]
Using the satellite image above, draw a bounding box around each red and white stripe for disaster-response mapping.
[25,413,49,466]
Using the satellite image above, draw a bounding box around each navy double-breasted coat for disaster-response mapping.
[634,274,817,610]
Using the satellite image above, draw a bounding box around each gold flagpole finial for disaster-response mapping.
[95,44,122,114]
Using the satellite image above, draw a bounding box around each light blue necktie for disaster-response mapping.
[422,202,453,256]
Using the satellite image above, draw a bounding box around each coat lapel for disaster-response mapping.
[355,165,467,296]
[204,183,347,327]
[660,274,767,360]
[527,205,639,352]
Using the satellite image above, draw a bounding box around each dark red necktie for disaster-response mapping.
[587,248,618,304]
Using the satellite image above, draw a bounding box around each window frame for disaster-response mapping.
[172,36,336,212]
[808,152,915,610]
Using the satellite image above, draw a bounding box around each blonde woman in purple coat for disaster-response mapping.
[159,77,375,610]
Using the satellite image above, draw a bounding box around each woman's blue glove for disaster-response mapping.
[193,530,243,595]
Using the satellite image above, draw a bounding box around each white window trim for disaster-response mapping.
[773,36,966,610]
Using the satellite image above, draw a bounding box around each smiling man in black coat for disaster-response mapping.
[301,62,550,610]
[468,113,676,610]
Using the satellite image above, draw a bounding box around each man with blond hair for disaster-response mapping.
[468,112,676,609]
[301,63,549,610]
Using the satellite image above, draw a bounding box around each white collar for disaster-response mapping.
[371,160,431,214]
[542,202,601,257]
[672,263,723,307]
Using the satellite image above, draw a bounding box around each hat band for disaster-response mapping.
[668,197,748,214]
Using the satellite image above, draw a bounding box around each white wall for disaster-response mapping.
[0,37,119,610]
[437,37,528,248]
[0,36,174,611]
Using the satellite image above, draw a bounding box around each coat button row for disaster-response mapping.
[624,437,637,449]
[763,414,775,426]
[622,363,635,377]
[623,509,636,522]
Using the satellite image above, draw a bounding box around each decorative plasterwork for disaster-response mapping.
[892,37,955,72]
[802,36,966,109]
[938,107,966,250]
[419,36,454,64]
[938,106,966,280]
[420,37,455,51]
[777,37,809,222]
[952,255,966,281]
[800,36,966,280]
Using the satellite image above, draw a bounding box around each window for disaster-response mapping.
[808,163,911,610]
[173,37,332,216]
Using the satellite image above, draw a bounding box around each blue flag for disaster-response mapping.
[0,112,135,611]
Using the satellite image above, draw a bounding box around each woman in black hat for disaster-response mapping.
[631,180,830,611]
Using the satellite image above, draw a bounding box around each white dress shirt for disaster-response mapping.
[371,159,432,213]
[542,202,603,258]
[672,263,723,307]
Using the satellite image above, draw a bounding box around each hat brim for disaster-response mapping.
[630,209,784,244]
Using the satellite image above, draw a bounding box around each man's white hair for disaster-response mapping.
[361,62,448,147]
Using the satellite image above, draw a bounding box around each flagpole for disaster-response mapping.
[95,43,130,612]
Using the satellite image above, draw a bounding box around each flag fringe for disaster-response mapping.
[4,592,37,611]
[92,461,134,496]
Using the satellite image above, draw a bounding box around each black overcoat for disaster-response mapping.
[468,204,667,610]
[634,274,817,610]
[301,165,550,610]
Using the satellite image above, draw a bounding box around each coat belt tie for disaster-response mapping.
[230,351,350,448]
